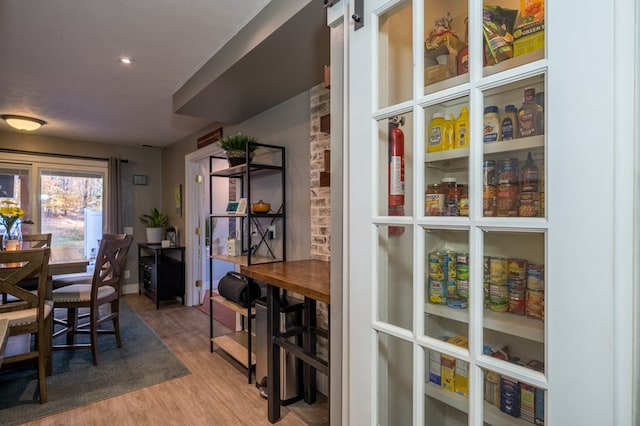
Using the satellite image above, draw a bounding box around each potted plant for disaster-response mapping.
[219,133,258,166]
[140,207,167,243]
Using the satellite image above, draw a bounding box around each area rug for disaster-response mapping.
[0,300,191,425]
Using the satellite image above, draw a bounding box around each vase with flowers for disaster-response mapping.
[0,200,33,250]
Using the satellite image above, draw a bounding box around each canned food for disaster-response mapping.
[447,296,468,309]
[456,253,469,280]
[489,301,509,312]
[483,256,491,283]
[443,251,457,281]
[496,183,519,217]
[509,288,526,315]
[457,279,469,298]
[458,185,469,217]
[498,158,518,184]
[429,279,447,304]
[518,192,540,217]
[527,264,545,290]
[508,258,528,280]
[526,289,544,320]
[447,280,458,297]
[489,256,508,285]
[483,160,496,186]
[426,184,445,216]
[489,283,509,304]
[507,277,526,293]
[428,252,444,280]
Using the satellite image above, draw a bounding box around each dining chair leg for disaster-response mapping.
[37,327,48,403]
[44,313,53,376]
[90,308,99,366]
[112,300,122,348]
[66,307,78,346]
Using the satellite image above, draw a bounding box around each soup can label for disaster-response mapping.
[490,283,509,304]
[457,279,469,298]
[429,279,447,304]
[429,252,444,280]
[526,289,544,320]
[456,253,469,280]
[443,251,457,280]
[447,280,457,297]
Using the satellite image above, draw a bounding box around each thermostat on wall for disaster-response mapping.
[133,175,148,185]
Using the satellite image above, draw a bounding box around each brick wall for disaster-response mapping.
[309,83,331,366]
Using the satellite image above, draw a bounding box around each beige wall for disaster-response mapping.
[0,131,163,287]
[162,89,312,261]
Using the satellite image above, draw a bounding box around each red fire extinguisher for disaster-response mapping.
[388,116,405,237]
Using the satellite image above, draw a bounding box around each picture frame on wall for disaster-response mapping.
[174,184,182,217]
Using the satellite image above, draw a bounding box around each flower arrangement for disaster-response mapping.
[0,200,33,231]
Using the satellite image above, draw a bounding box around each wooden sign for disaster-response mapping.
[197,127,223,149]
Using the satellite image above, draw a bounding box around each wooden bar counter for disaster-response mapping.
[241,259,330,423]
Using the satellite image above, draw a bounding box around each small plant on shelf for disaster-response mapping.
[140,207,167,243]
[219,133,258,166]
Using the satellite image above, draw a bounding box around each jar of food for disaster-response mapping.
[458,184,469,216]
[496,183,519,217]
[483,105,501,143]
[501,104,519,141]
[442,177,458,216]
[425,183,445,216]
[498,158,518,184]
[518,192,540,217]
[483,185,497,216]
[483,160,496,186]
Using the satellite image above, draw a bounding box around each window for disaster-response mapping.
[0,153,108,262]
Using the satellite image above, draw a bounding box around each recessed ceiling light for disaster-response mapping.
[120,57,134,65]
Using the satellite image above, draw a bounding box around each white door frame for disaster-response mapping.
[184,144,223,306]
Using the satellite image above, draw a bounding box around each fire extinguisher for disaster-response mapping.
[388,116,405,237]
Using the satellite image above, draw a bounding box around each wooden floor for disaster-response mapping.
[24,294,324,426]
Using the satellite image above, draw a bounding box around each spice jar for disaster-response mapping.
[425,183,445,216]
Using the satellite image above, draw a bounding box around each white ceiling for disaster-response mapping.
[0,0,272,147]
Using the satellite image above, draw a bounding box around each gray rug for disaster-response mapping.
[0,300,191,425]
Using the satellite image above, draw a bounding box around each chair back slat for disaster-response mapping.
[0,248,50,311]
[91,235,132,298]
[21,233,52,249]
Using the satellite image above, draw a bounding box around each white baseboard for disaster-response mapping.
[123,282,139,295]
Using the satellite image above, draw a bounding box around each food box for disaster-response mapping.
[425,64,449,85]
[513,19,545,57]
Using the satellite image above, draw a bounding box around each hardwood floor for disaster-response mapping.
[24,294,326,425]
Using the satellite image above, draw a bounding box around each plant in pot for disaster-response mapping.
[140,207,167,243]
[219,133,258,167]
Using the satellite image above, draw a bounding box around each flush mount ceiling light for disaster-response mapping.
[119,56,135,65]
[1,114,47,131]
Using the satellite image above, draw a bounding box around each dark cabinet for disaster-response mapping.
[138,243,185,309]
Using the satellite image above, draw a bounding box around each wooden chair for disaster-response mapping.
[22,233,52,249]
[0,248,52,403]
[51,234,132,365]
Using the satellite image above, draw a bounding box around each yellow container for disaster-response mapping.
[427,113,446,153]
[454,106,469,149]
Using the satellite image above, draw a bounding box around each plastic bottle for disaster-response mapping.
[427,113,446,152]
[483,106,501,143]
[454,106,469,149]
[518,88,540,138]
[445,114,456,151]
[520,152,539,192]
[501,105,519,141]
[535,91,545,135]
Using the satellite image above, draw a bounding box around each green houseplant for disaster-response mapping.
[219,133,258,166]
[140,207,167,243]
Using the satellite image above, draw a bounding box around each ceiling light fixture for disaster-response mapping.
[1,114,47,131]
[120,57,135,65]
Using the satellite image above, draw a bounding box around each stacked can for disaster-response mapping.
[507,258,527,315]
[526,264,544,320]
[496,158,519,217]
[488,256,508,312]
[483,160,497,216]
[428,251,461,306]
[483,256,491,307]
